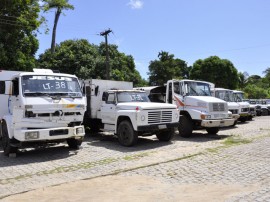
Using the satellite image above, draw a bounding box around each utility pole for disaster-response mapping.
[100,29,112,80]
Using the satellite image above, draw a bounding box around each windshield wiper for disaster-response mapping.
[189,87,199,96]
[24,92,53,98]
[200,89,209,96]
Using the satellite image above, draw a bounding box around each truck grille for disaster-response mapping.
[212,103,225,112]
[148,111,172,124]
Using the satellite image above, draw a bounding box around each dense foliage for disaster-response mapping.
[38,39,147,87]
[148,51,190,86]
[190,56,239,89]
[0,0,42,71]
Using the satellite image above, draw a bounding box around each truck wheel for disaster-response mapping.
[206,127,219,134]
[117,120,138,146]
[156,128,174,141]
[240,117,247,123]
[178,115,193,138]
[67,138,82,149]
[1,122,18,156]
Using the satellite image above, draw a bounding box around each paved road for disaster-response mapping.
[0,116,269,201]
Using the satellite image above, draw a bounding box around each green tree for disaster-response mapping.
[38,39,147,86]
[43,0,74,54]
[0,0,42,71]
[148,51,189,86]
[238,71,249,90]
[243,84,269,99]
[38,39,99,78]
[190,56,238,89]
[263,67,270,78]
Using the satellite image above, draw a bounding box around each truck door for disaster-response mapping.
[170,80,185,109]
[9,78,20,115]
[100,92,116,125]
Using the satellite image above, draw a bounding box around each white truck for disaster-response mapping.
[232,90,251,122]
[82,79,179,146]
[212,88,240,126]
[0,69,86,156]
[137,79,235,137]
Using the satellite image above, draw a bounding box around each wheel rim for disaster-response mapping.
[120,126,130,145]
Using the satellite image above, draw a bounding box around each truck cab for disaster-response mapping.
[213,88,240,126]
[141,80,235,137]
[83,79,179,146]
[232,90,251,122]
[0,69,86,156]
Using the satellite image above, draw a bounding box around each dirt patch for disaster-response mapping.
[2,175,259,202]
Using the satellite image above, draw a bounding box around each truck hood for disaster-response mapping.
[237,102,249,108]
[185,96,227,103]
[117,102,176,110]
[227,102,240,110]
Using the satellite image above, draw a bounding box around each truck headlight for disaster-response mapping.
[25,131,39,140]
[175,112,179,120]
[201,114,211,119]
[141,115,145,121]
[76,127,84,134]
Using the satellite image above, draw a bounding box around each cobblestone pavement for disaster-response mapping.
[0,116,269,201]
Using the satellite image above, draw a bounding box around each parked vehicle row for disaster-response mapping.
[0,69,263,157]
[244,99,270,116]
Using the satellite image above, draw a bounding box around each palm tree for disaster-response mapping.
[43,0,74,54]
[263,67,270,79]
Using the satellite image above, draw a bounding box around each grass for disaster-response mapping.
[222,136,252,146]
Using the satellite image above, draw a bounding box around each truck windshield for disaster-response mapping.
[117,92,150,103]
[215,90,234,102]
[184,81,211,96]
[233,93,244,102]
[22,75,82,98]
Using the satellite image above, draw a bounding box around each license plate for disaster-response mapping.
[158,125,167,129]
[220,121,225,127]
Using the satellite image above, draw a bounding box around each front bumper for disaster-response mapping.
[201,118,235,128]
[14,126,85,142]
[137,122,179,132]
[232,114,240,121]
[239,113,249,117]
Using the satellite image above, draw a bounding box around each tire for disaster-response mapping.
[1,122,18,156]
[67,138,83,149]
[206,127,219,135]
[178,115,193,138]
[117,120,138,146]
[261,109,268,116]
[156,128,174,141]
[240,117,247,123]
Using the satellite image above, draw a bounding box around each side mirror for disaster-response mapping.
[12,79,19,97]
[0,81,5,94]
[102,92,108,101]
[95,86,99,96]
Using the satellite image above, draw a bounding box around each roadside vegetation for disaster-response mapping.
[0,0,269,94]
